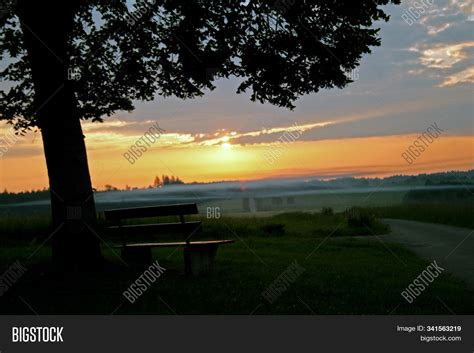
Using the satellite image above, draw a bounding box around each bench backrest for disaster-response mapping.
[104,203,199,222]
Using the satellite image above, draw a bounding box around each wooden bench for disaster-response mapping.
[104,203,233,275]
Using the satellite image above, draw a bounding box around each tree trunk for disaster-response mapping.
[17,0,103,270]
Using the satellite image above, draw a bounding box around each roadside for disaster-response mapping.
[382,219,474,288]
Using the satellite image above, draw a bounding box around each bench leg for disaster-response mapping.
[121,247,152,267]
[184,244,218,276]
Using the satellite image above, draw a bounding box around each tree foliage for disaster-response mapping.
[1,0,399,132]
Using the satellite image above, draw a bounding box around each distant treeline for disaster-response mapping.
[2,170,473,204]
[0,188,50,204]
[324,170,474,188]
[101,175,185,192]
[153,175,184,187]
[105,175,185,191]
[0,174,186,204]
[403,187,474,205]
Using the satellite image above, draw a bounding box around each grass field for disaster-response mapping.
[364,204,474,229]
[1,211,473,315]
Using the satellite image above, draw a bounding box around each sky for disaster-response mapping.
[0,0,473,192]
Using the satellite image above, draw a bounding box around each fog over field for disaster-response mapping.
[94,181,469,204]
[3,171,472,215]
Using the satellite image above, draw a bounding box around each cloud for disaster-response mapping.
[439,66,474,87]
[2,2,472,164]
[400,0,474,88]
[412,41,474,69]
[412,0,472,36]
[408,41,474,87]
[190,120,337,147]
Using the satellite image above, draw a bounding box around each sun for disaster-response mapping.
[221,142,232,150]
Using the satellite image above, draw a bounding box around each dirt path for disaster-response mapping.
[382,219,474,288]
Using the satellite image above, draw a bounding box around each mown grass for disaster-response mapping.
[0,210,388,244]
[0,211,473,314]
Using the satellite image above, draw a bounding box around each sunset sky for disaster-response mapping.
[1,0,473,192]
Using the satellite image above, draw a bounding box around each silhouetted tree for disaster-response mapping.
[157,175,184,186]
[104,184,118,192]
[0,0,399,269]
[153,176,161,188]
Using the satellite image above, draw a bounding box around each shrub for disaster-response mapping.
[261,223,285,236]
[321,207,334,216]
[344,207,375,228]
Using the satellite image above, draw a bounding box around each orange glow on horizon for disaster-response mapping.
[1,132,472,192]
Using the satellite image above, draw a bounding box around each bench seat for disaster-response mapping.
[115,239,234,248]
[108,221,203,235]
[104,203,233,275]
